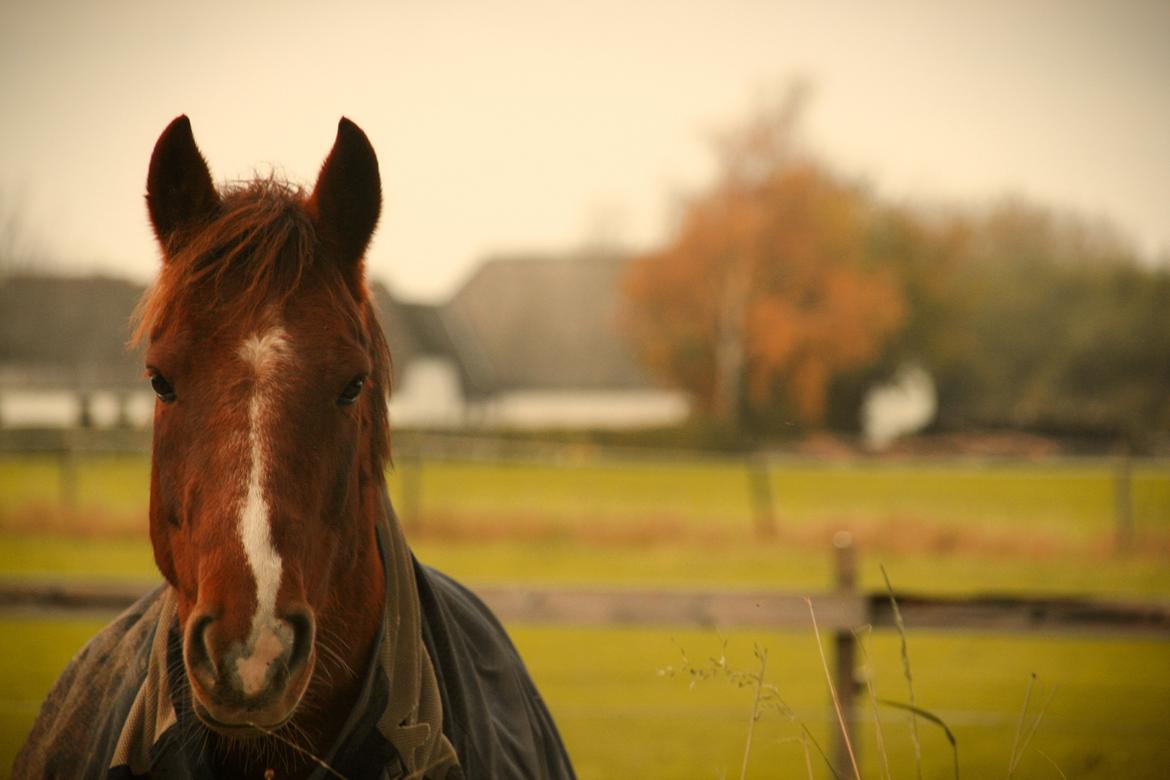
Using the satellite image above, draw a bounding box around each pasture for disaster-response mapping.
[2,453,1170,777]
[4,452,1170,546]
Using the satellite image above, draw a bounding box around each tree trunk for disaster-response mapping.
[713,259,749,427]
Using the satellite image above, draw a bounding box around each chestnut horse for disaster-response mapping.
[15,118,574,780]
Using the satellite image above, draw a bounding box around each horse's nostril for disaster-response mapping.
[185,613,219,684]
[283,609,315,676]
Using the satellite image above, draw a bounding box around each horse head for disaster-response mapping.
[138,116,390,738]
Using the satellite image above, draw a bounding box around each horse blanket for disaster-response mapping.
[14,507,575,780]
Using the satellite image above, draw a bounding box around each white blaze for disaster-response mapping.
[235,326,291,695]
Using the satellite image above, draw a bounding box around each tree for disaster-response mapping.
[0,186,49,277]
[623,88,903,430]
[927,199,1170,443]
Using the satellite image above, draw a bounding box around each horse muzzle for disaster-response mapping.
[183,607,316,735]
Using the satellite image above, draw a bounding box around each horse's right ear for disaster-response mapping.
[146,115,219,254]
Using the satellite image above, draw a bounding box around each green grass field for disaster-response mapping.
[4,453,1170,544]
[2,454,1169,777]
[4,620,1168,778]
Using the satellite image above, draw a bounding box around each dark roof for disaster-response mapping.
[371,281,423,371]
[0,275,429,393]
[1,253,655,398]
[0,273,145,388]
[371,282,496,396]
[0,274,456,394]
[442,252,651,391]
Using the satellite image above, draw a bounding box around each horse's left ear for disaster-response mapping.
[310,118,382,273]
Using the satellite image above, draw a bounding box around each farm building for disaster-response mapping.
[0,273,147,428]
[379,252,689,428]
[0,253,691,430]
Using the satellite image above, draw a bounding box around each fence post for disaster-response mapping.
[400,449,423,529]
[77,392,94,429]
[1114,449,1134,554]
[746,453,776,539]
[58,434,79,518]
[832,530,859,778]
[114,392,132,429]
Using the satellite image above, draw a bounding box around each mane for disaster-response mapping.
[133,176,318,344]
[132,174,393,472]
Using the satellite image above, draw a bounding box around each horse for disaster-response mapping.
[15,117,575,780]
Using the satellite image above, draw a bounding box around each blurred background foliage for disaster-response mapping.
[622,86,1170,449]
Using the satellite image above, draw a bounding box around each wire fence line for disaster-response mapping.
[3,427,1168,553]
[4,426,1170,467]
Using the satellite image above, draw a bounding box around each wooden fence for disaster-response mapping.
[4,535,1168,775]
[4,428,1163,554]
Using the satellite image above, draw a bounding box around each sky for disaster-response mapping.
[1,0,1168,301]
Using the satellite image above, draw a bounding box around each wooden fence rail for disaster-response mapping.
[5,580,1167,635]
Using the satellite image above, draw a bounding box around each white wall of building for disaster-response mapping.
[472,388,690,430]
[0,389,154,428]
[388,357,467,428]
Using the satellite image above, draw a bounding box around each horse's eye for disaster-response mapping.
[338,376,365,406]
[150,373,176,403]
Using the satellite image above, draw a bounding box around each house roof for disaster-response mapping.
[0,273,145,389]
[442,251,652,392]
[0,274,466,394]
[371,282,496,397]
[1,251,655,398]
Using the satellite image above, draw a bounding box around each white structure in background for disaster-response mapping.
[862,363,937,449]
[379,252,691,430]
[389,374,689,430]
[472,389,690,429]
[388,357,466,428]
[0,389,153,428]
[0,274,149,429]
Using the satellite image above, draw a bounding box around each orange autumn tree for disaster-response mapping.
[623,91,904,429]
